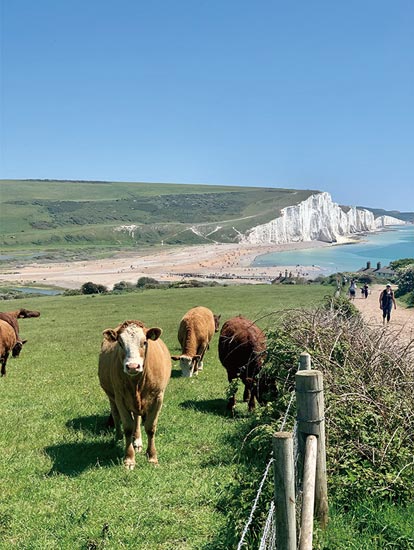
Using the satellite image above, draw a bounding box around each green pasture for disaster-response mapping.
[0,180,316,250]
[0,284,326,550]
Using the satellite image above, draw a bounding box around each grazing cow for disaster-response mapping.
[0,320,26,376]
[98,320,171,469]
[0,308,40,347]
[218,315,266,413]
[171,306,220,377]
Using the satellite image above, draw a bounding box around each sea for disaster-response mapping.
[253,225,414,275]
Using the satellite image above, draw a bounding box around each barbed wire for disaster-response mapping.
[258,501,276,550]
[236,390,296,549]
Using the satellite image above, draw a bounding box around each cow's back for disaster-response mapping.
[219,316,266,375]
[178,306,215,348]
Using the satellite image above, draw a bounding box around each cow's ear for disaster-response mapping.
[21,339,28,345]
[103,329,117,341]
[147,327,162,341]
[193,354,201,361]
[171,355,181,361]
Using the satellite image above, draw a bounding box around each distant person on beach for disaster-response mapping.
[379,284,396,324]
[348,279,357,300]
[363,283,369,299]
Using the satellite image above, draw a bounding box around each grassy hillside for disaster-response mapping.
[0,179,317,252]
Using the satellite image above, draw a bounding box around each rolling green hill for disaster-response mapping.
[0,179,317,254]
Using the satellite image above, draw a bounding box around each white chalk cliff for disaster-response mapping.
[241,192,405,245]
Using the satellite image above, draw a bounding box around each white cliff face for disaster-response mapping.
[374,215,406,228]
[241,192,403,245]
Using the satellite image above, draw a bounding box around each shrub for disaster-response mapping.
[80,281,108,294]
[258,303,414,504]
[136,276,159,288]
[394,264,414,297]
[113,280,135,292]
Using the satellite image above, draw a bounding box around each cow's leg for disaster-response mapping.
[248,385,257,412]
[143,396,164,464]
[133,415,143,453]
[119,409,136,469]
[108,398,122,440]
[226,374,236,415]
[1,353,9,377]
[197,344,208,371]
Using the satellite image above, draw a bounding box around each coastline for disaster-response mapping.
[0,240,335,290]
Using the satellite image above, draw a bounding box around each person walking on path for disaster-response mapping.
[379,283,397,324]
[363,283,369,299]
[348,279,357,301]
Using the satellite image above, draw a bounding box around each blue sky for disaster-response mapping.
[1,0,413,211]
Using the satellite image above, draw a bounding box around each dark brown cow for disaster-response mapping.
[218,315,266,413]
[98,320,171,469]
[171,306,220,377]
[0,320,26,376]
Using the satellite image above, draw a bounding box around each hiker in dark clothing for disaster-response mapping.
[363,283,369,299]
[379,284,396,324]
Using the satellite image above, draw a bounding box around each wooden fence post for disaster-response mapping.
[298,352,311,371]
[295,370,329,528]
[299,435,317,550]
[273,432,297,550]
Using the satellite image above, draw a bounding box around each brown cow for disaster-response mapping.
[0,320,26,376]
[98,320,171,469]
[171,306,220,377]
[0,308,40,348]
[218,315,266,413]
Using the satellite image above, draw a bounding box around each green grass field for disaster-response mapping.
[1,284,413,549]
[0,284,326,549]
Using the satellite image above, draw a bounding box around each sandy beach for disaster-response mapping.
[0,241,331,290]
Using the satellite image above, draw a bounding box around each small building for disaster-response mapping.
[358,261,395,278]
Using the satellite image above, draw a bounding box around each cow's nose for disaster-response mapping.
[126,363,141,374]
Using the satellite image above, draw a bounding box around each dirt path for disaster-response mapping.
[353,284,414,344]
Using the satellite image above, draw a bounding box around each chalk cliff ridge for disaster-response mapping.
[241,192,405,245]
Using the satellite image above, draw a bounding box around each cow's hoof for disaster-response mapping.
[147,454,159,466]
[124,459,136,470]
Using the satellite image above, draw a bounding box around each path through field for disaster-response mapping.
[353,284,414,345]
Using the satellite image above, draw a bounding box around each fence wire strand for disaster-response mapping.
[236,390,296,549]
[258,501,276,550]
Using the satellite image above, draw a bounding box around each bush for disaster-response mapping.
[395,264,414,297]
[258,302,414,504]
[80,281,108,294]
[113,280,135,292]
[137,276,159,288]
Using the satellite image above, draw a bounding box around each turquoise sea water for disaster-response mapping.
[253,225,414,275]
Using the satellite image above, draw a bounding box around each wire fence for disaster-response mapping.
[236,391,297,550]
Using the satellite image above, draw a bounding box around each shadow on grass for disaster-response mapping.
[170,368,184,379]
[66,414,111,436]
[45,440,121,477]
[180,398,229,416]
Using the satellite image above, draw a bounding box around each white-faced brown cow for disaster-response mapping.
[98,320,171,469]
[218,315,266,413]
[171,306,220,377]
[0,320,26,376]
